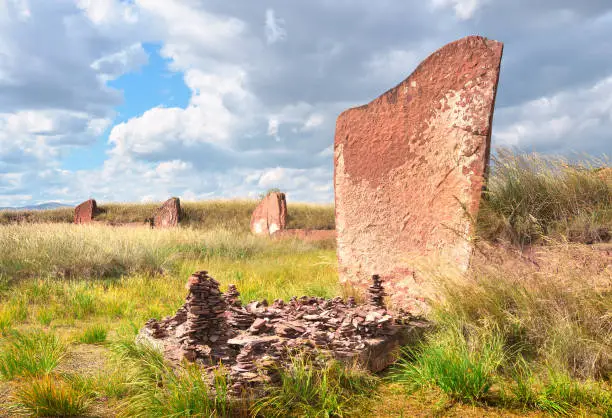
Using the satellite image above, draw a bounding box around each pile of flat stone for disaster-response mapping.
[138,271,430,396]
[178,271,233,361]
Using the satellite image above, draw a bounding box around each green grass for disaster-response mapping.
[478,149,611,246]
[10,375,92,417]
[254,353,377,417]
[78,325,108,344]
[0,153,610,416]
[111,341,238,418]
[0,331,66,380]
[391,326,505,402]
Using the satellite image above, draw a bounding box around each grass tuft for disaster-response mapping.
[391,325,505,402]
[77,325,108,344]
[0,331,66,380]
[254,353,377,417]
[111,341,237,417]
[10,375,92,417]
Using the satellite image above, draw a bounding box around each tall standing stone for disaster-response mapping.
[334,36,503,308]
[74,199,98,224]
[154,197,181,228]
[250,192,287,236]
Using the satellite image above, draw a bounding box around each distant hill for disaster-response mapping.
[0,202,72,211]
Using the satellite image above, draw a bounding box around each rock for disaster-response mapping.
[367,275,386,309]
[74,199,98,224]
[334,36,503,308]
[250,191,287,236]
[248,318,270,334]
[154,197,181,228]
[139,269,432,397]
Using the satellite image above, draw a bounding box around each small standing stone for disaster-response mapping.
[367,274,386,309]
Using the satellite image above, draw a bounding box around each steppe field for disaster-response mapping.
[0,152,611,417]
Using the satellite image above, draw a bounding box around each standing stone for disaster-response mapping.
[334,36,503,308]
[74,199,98,224]
[250,192,287,236]
[154,197,181,228]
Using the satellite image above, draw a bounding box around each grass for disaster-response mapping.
[0,223,329,281]
[254,353,377,417]
[0,200,336,231]
[390,241,611,416]
[478,149,611,246]
[111,341,238,418]
[0,331,66,380]
[10,375,92,417]
[392,326,505,402]
[78,325,108,344]
[0,152,609,416]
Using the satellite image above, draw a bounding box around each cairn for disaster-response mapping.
[179,271,230,360]
[367,274,386,309]
[223,284,256,330]
[139,269,430,395]
[224,284,242,307]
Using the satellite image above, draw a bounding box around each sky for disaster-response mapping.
[0,0,611,207]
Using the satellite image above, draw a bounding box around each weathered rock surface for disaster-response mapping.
[74,199,98,224]
[250,192,287,236]
[334,35,503,309]
[138,272,430,396]
[154,197,181,228]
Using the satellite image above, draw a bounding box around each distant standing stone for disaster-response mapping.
[334,35,504,308]
[154,197,181,228]
[74,199,98,224]
[250,192,287,236]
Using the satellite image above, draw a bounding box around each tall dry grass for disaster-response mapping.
[477,149,611,246]
[0,223,325,281]
[1,200,336,232]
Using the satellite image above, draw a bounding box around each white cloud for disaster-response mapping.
[267,117,280,139]
[493,74,612,153]
[1,1,611,207]
[91,43,149,81]
[108,65,256,158]
[430,0,487,20]
[155,160,192,177]
[301,114,324,131]
[265,9,286,45]
[76,0,139,26]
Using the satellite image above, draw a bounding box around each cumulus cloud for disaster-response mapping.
[430,0,488,20]
[1,0,611,207]
[493,74,612,154]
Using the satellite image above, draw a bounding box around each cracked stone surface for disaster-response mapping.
[138,271,430,395]
[74,199,98,224]
[154,197,181,228]
[250,192,287,236]
[334,35,503,310]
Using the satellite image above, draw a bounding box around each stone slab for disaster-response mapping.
[74,199,98,224]
[250,192,287,236]
[154,197,181,228]
[334,36,503,309]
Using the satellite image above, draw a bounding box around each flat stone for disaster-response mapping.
[227,335,281,347]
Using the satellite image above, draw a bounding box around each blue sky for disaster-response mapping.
[0,0,611,207]
[61,43,191,170]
